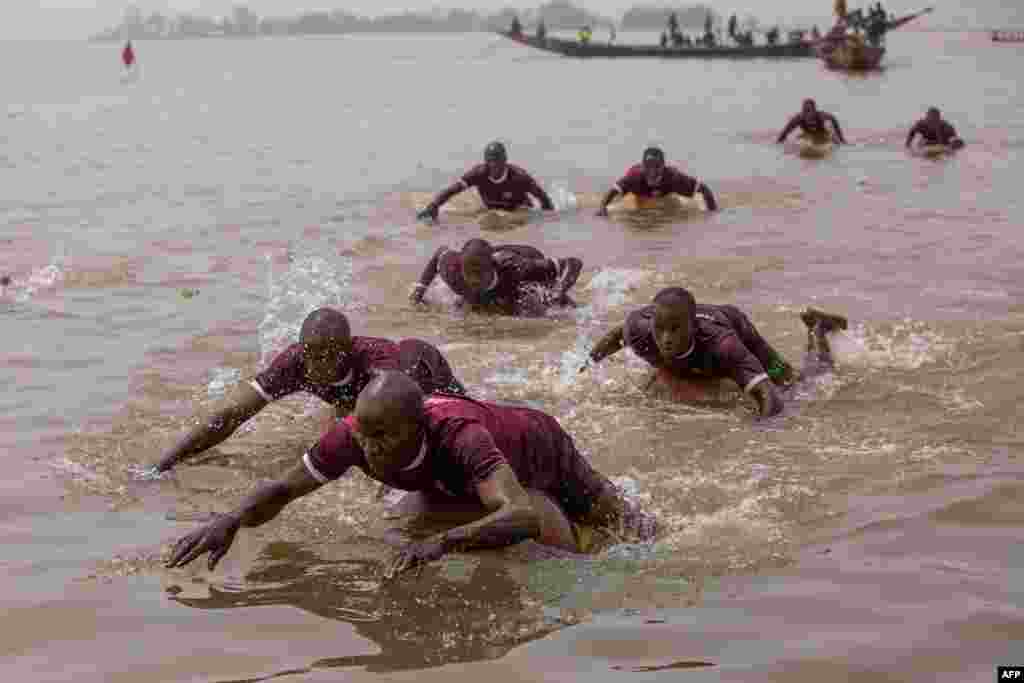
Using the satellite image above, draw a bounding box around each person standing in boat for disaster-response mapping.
[905,107,965,149]
[122,40,135,69]
[509,15,523,37]
[595,147,719,215]
[536,20,547,41]
[776,99,848,145]
[416,142,555,222]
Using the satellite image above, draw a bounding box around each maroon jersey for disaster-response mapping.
[623,304,777,394]
[252,337,463,408]
[418,244,558,312]
[614,164,701,199]
[304,396,614,521]
[908,118,958,145]
[459,164,545,210]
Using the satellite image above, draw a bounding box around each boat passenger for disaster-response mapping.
[416,141,555,222]
[410,239,582,316]
[596,147,718,215]
[905,107,964,149]
[165,371,657,577]
[776,98,848,144]
[585,287,847,418]
[153,308,467,473]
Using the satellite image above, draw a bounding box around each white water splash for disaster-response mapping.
[831,321,954,370]
[15,260,65,303]
[549,184,578,212]
[206,367,241,398]
[257,251,357,366]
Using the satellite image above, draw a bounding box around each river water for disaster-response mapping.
[1,31,1022,681]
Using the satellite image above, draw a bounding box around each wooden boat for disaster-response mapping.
[991,30,1024,43]
[500,31,816,59]
[815,7,931,71]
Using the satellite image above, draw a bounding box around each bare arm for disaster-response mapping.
[905,122,920,148]
[527,177,556,210]
[596,187,621,216]
[827,114,848,144]
[589,324,625,364]
[410,246,448,303]
[165,462,324,570]
[384,465,540,578]
[697,182,719,211]
[155,382,269,472]
[417,181,466,221]
[776,115,800,143]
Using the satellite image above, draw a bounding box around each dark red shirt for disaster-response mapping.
[419,244,558,311]
[614,164,700,199]
[252,337,461,408]
[304,396,613,521]
[908,118,958,145]
[460,164,546,211]
[623,304,773,394]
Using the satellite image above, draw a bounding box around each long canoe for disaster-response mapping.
[500,32,816,59]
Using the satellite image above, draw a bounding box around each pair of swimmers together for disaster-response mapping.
[161,287,847,579]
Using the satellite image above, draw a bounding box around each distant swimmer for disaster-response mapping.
[596,147,718,216]
[416,142,555,222]
[905,107,965,149]
[585,287,847,418]
[410,238,582,317]
[122,41,135,69]
[153,308,466,473]
[165,371,656,577]
[776,99,848,145]
[0,275,10,287]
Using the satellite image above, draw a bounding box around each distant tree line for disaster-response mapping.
[91,2,730,41]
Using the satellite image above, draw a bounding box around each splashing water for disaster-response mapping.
[549,184,578,212]
[206,367,241,398]
[15,260,65,303]
[257,250,357,366]
[830,320,954,370]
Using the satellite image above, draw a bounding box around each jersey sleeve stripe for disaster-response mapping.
[249,379,273,402]
[743,373,770,395]
[302,452,331,484]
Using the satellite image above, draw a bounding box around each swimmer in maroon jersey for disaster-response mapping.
[596,146,718,216]
[905,107,965,149]
[776,98,848,144]
[166,371,656,577]
[410,238,583,316]
[416,141,555,222]
[585,287,847,418]
[153,308,466,473]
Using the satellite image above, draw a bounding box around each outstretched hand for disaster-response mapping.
[595,207,609,217]
[416,206,438,223]
[165,513,241,571]
[382,537,446,580]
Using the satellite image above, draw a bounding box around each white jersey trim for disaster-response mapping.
[249,379,273,402]
[303,452,331,484]
[744,373,770,395]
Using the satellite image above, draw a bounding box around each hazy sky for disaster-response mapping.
[6,1,1022,40]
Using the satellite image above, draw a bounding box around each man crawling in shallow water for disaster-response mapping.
[165,371,655,579]
[585,287,847,417]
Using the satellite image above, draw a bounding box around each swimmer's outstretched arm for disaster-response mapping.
[410,246,447,304]
[165,462,323,570]
[905,122,922,148]
[155,383,269,472]
[588,324,625,365]
[827,114,848,144]
[417,182,466,221]
[596,187,621,216]
[526,176,556,210]
[384,464,540,579]
[776,115,800,143]
[695,183,719,211]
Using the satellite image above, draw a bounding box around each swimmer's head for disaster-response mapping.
[461,238,496,304]
[0,275,10,287]
[802,98,818,114]
[353,371,426,478]
[652,287,697,360]
[642,146,666,185]
[926,106,941,122]
[484,141,508,180]
[299,307,354,385]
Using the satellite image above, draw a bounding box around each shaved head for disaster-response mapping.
[653,287,696,316]
[300,308,351,344]
[462,238,494,267]
[356,371,425,426]
[461,239,496,299]
[652,287,697,359]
